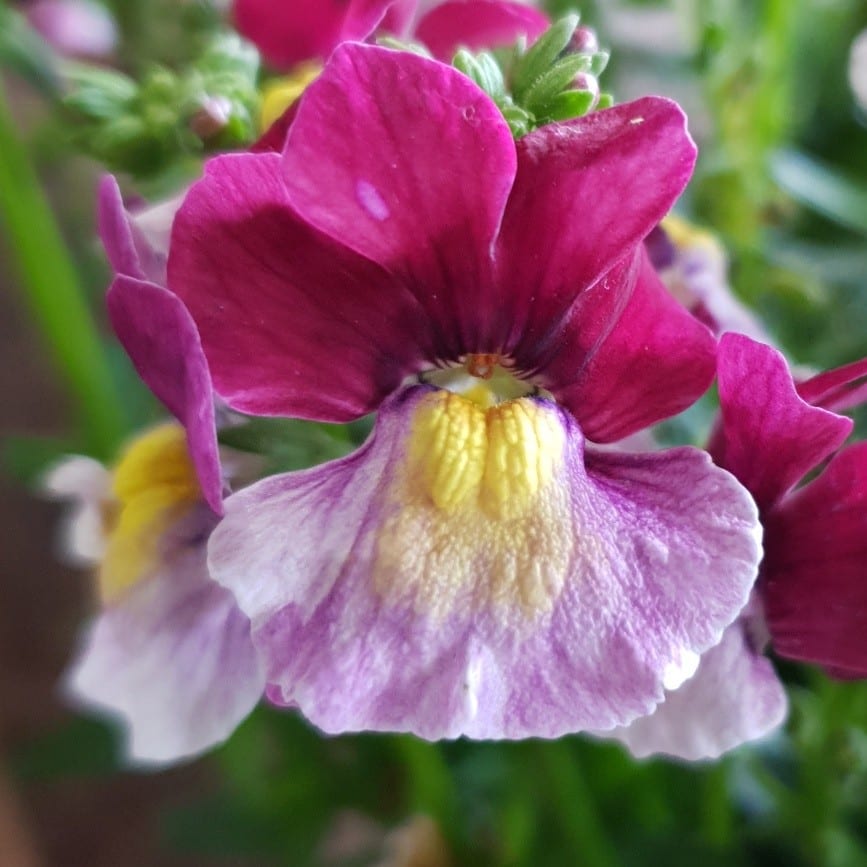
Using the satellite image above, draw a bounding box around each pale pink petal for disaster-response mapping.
[65,507,264,764]
[209,387,761,738]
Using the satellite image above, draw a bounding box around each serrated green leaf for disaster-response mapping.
[453,50,505,99]
[522,53,589,116]
[512,14,579,100]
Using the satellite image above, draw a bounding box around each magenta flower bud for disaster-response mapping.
[189,95,234,141]
[572,71,600,109]
[26,0,118,60]
[569,25,598,55]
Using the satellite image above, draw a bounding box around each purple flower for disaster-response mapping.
[167,45,762,739]
[51,178,264,764]
[607,335,867,759]
[717,335,867,677]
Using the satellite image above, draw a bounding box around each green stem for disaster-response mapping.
[700,762,733,848]
[0,79,126,459]
[537,741,619,867]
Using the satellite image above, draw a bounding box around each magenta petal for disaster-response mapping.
[496,97,697,346]
[714,334,852,511]
[534,248,716,442]
[107,276,223,514]
[169,152,429,421]
[233,0,374,69]
[98,174,168,285]
[209,388,761,738]
[763,443,867,675]
[604,614,787,760]
[65,508,263,763]
[797,356,867,414]
[415,0,549,60]
[281,44,515,357]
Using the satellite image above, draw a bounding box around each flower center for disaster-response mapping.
[100,423,201,602]
[422,354,541,409]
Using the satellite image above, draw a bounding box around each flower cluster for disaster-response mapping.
[48,1,867,765]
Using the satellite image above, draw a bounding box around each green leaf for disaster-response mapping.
[538,88,596,122]
[771,149,867,237]
[0,6,61,99]
[512,14,579,100]
[0,81,128,459]
[2,435,79,486]
[218,417,353,473]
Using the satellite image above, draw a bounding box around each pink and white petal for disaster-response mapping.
[603,616,787,760]
[533,248,716,442]
[209,387,761,738]
[415,0,549,60]
[797,356,867,414]
[281,44,515,357]
[762,443,867,675]
[713,334,852,511]
[42,456,112,565]
[169,152,430,421]
[65,507,264,764]
[107,276,223,514]
[496,97,696,348]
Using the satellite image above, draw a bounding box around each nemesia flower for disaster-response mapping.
[50,178,264,763]
[606,334,867,759]
[168,44,762,740]
[716,335,867,677]
[645,215,773,342]
[25,0,118,60]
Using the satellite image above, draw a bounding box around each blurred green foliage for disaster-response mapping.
[4,0,867,864]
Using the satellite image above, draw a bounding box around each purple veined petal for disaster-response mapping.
[797,356,867,414]
[107,276,224,514]
[532,247,717,443]
[209,386,761,738]
[762,442,867,676]
[64,506,264,764]
[496,97,697,352]
[415,0,549,60]
[713,334,852,511]
[602,608,787,760]
[281,44,516,359]
[168,152,431,422]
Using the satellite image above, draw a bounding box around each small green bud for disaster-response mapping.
[452,49,505,99]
